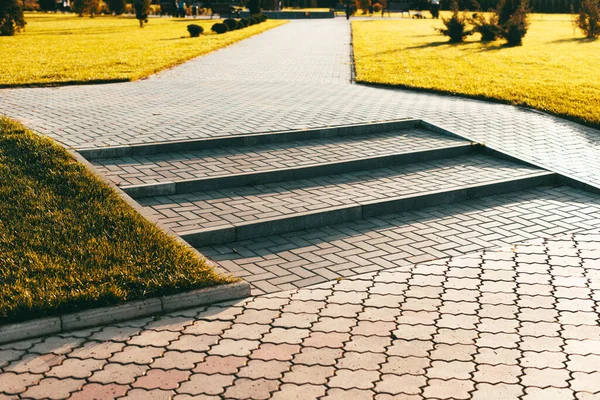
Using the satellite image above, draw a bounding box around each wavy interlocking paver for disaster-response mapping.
[2,230,600,399]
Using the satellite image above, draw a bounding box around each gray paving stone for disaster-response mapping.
[199,186,600,293]
[138,154,544,234]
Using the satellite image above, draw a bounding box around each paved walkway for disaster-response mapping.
[1,230,600,399]
[1,20,600,189]
[2,17,600,400]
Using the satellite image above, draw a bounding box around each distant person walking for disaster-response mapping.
[430,0,440,18]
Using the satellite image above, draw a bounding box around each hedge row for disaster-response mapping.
[211,13,267,35]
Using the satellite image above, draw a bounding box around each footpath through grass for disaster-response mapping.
[0,117,234,323]
[352,14,600,127]
[0,14,286,87]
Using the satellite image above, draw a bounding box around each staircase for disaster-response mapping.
[84,120,600,294]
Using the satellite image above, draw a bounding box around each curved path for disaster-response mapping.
[1,19,600,400]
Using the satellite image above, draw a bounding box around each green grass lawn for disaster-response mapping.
[0,14,286,87]
[0,117,235,323]
[352,14,600,127]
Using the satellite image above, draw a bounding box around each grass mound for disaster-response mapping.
[0,117,234,323]
[352,14,600,128]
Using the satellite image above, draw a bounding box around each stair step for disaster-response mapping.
[92,127,470,197]
[137,154,554,246]
[198,185,600,294]
[81,118,420,160]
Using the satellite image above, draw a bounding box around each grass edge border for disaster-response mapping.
[0,281,250,345]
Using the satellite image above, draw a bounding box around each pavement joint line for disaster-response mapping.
[77,118,419,160]
[179,171,558,247]
[122,143,475,199]
[0,282,250,346]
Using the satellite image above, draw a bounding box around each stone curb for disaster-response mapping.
[77,118,419,160]
[123,143,474,199]
[0,282,250,345]
[0,149,252,345]
[180,171,557,247]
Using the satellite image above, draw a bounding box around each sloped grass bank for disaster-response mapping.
[0,14,286,87]
[0,118,234,323]
[352,15,600,128]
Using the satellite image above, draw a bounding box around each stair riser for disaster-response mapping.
[124,144,474,199]
[79,119,420,160]
[181,172,557,247]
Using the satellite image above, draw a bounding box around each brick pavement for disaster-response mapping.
[1,229,600,399]
[199,185,600,294]
[92,128,465,187]
[2,16,600,400]
[1,21,600,190]
[139,154,542,234]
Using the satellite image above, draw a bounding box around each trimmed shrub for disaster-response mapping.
[223,18,238,30]
[248,16,258,24]
[438,0,474,42]
[187,23,204,37]
[356,0,371,14]
[239,18,250,27]
[575,0,600,38]
[373,2,382,12]
[0,0,26,36]
[472,12,501,40]
[211,22,229,33]
[236,20,244,29]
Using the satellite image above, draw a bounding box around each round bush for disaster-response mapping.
[187,24,204,37]
[235,20,244,29]
[223,18,238,31]
[239,18,250,27]
[372,3,382,12]
[246,17,256,25]
[211,22,229,34]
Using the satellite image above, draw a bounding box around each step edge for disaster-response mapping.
[78,118,420,160]
[123,143,474,199]
[180,171,556,246]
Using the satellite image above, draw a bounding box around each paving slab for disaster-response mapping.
[2,230,600,399]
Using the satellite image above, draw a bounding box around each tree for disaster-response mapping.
[73,0,100,16]
[438,0,473,42]
[0,0,26,36]
[38,0,56,11]
[500,0,529,46]
[106,0,126,14]
[134,0,150,27]
[247,0,260,14]
[575,0,600,38]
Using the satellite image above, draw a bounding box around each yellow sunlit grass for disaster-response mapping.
[352,14,600,127]
[0,13,286,87]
